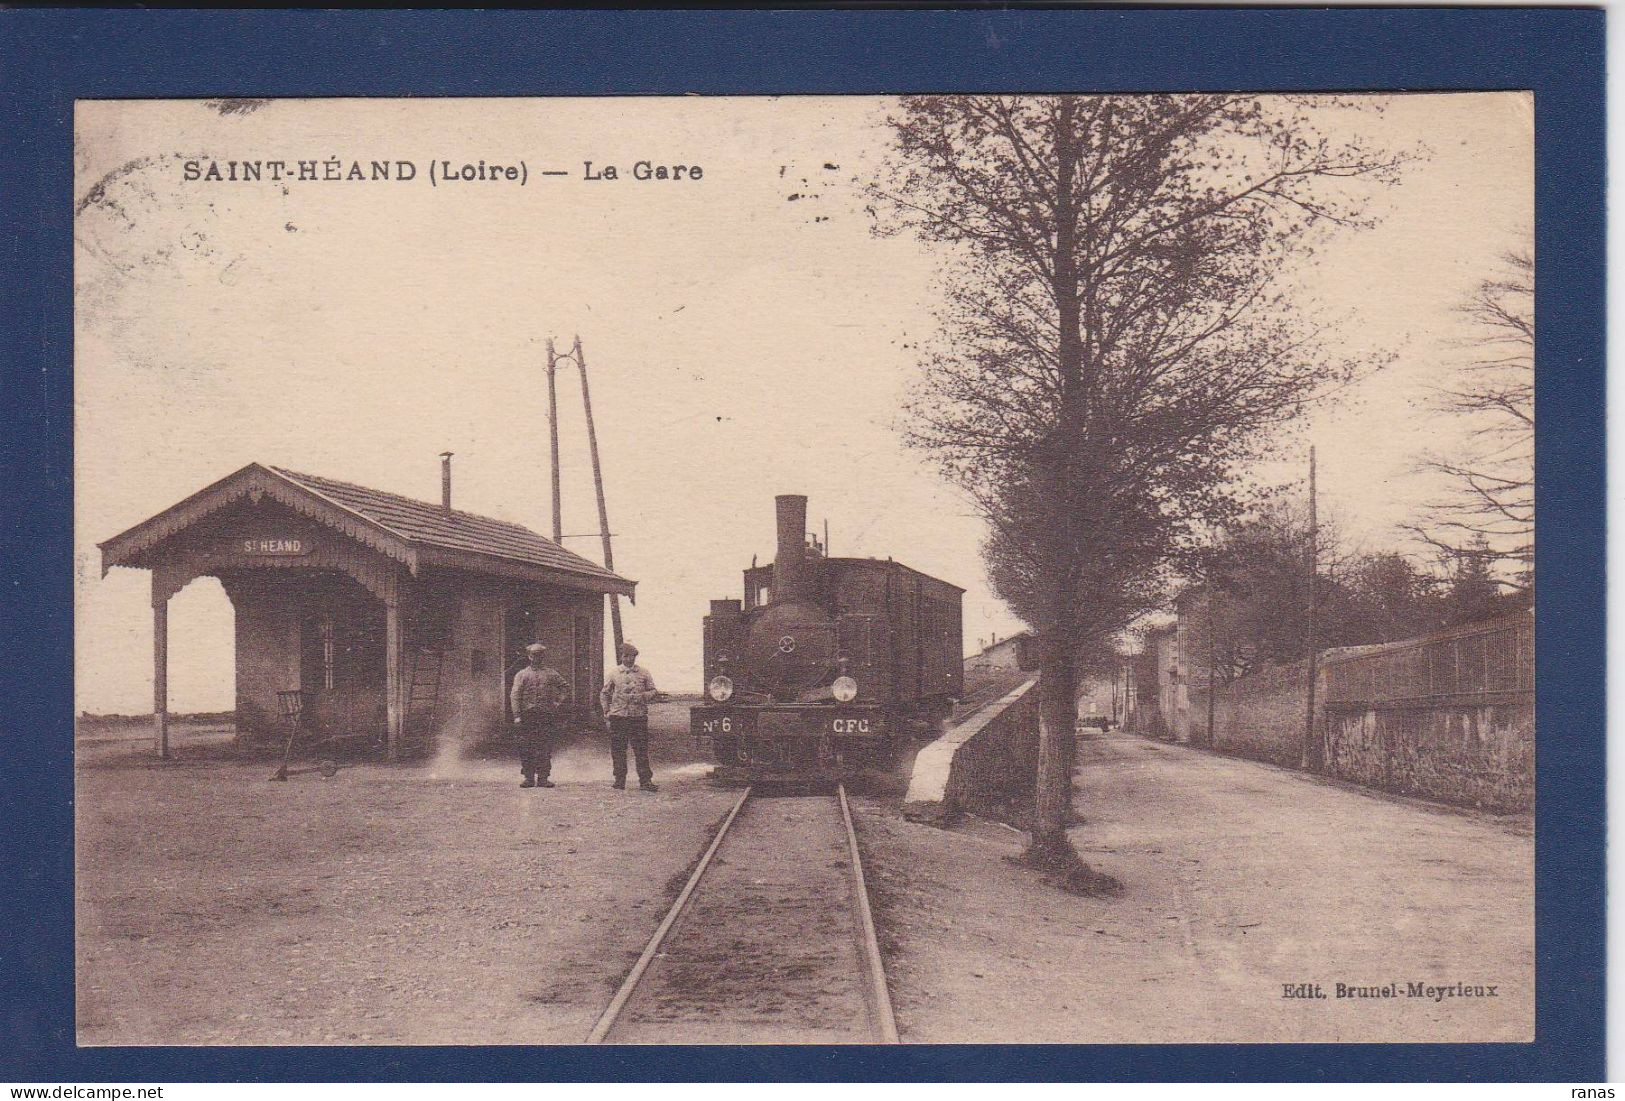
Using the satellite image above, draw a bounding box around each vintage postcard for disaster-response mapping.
[74,93,1533,1047]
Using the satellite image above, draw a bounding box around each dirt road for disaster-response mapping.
[75,708,739,1046]
[862,730,1533,1043]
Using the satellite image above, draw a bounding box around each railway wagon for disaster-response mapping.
[691,494,963,782]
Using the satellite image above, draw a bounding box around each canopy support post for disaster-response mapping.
[152,579,170,759]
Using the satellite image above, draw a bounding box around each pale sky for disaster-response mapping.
[73,94,1532,713]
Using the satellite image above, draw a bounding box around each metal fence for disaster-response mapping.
[1321,610,1533,707]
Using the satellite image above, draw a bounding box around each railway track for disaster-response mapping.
[586,784,898,1044]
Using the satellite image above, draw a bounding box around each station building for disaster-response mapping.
[99,461,636,758]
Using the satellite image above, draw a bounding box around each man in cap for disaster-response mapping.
[510,642,569,788]
[599,642,659,791]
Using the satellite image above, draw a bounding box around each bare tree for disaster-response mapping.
[1411,249,1535,591]
[872,95,1405,874]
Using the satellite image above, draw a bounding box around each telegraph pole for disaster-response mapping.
[545,339,562,543]
[573,336,624,654]
[1303,446,1320,770]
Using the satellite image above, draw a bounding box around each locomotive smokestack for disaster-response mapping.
[773,494,810,604]
[440,451,453,512]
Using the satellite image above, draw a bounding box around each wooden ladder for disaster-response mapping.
[405,647,444,746]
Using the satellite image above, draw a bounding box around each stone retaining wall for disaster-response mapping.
[944,680,1040,818]
[1188,658,1312,767]
[904,678,1038,824]
[1323,699,1533,812]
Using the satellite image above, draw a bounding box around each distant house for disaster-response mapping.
[1129,622,1184,741]
[964,632,1038,673]
[965,631,1130,728]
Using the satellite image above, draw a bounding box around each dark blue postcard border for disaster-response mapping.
[0,6,1604,1083]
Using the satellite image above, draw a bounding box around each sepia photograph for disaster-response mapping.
[73,92,1534,1047]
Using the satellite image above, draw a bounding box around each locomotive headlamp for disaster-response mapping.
[708,675,735,702]
[832,675,858,703]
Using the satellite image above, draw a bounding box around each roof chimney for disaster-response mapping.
[440,452,453,512]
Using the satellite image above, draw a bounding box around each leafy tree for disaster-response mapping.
[1194,502,1450,680]
[1441,535,1508,626]
[872,95,1405,871]
[1341,551,1445,642]
[1196,495,1319,678]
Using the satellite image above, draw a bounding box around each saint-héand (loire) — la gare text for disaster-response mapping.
[181,157,704,186]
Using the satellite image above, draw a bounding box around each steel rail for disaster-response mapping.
[838,783,899,1043]
[586,785,753,1044]
[589,783,898,1044]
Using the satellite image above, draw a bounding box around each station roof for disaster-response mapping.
[100,462,636,596]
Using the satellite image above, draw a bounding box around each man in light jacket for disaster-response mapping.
[600,643,659,792]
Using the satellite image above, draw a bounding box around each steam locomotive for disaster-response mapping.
[691,495,964,782]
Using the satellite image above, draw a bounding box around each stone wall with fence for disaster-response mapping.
[1171,611,1532,812]
[1320,611,1533,812]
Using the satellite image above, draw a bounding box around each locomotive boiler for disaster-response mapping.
[691,494,964,782]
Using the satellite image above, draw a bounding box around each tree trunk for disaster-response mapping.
[1031,632,1078,862]
[1026,96,1085,868]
